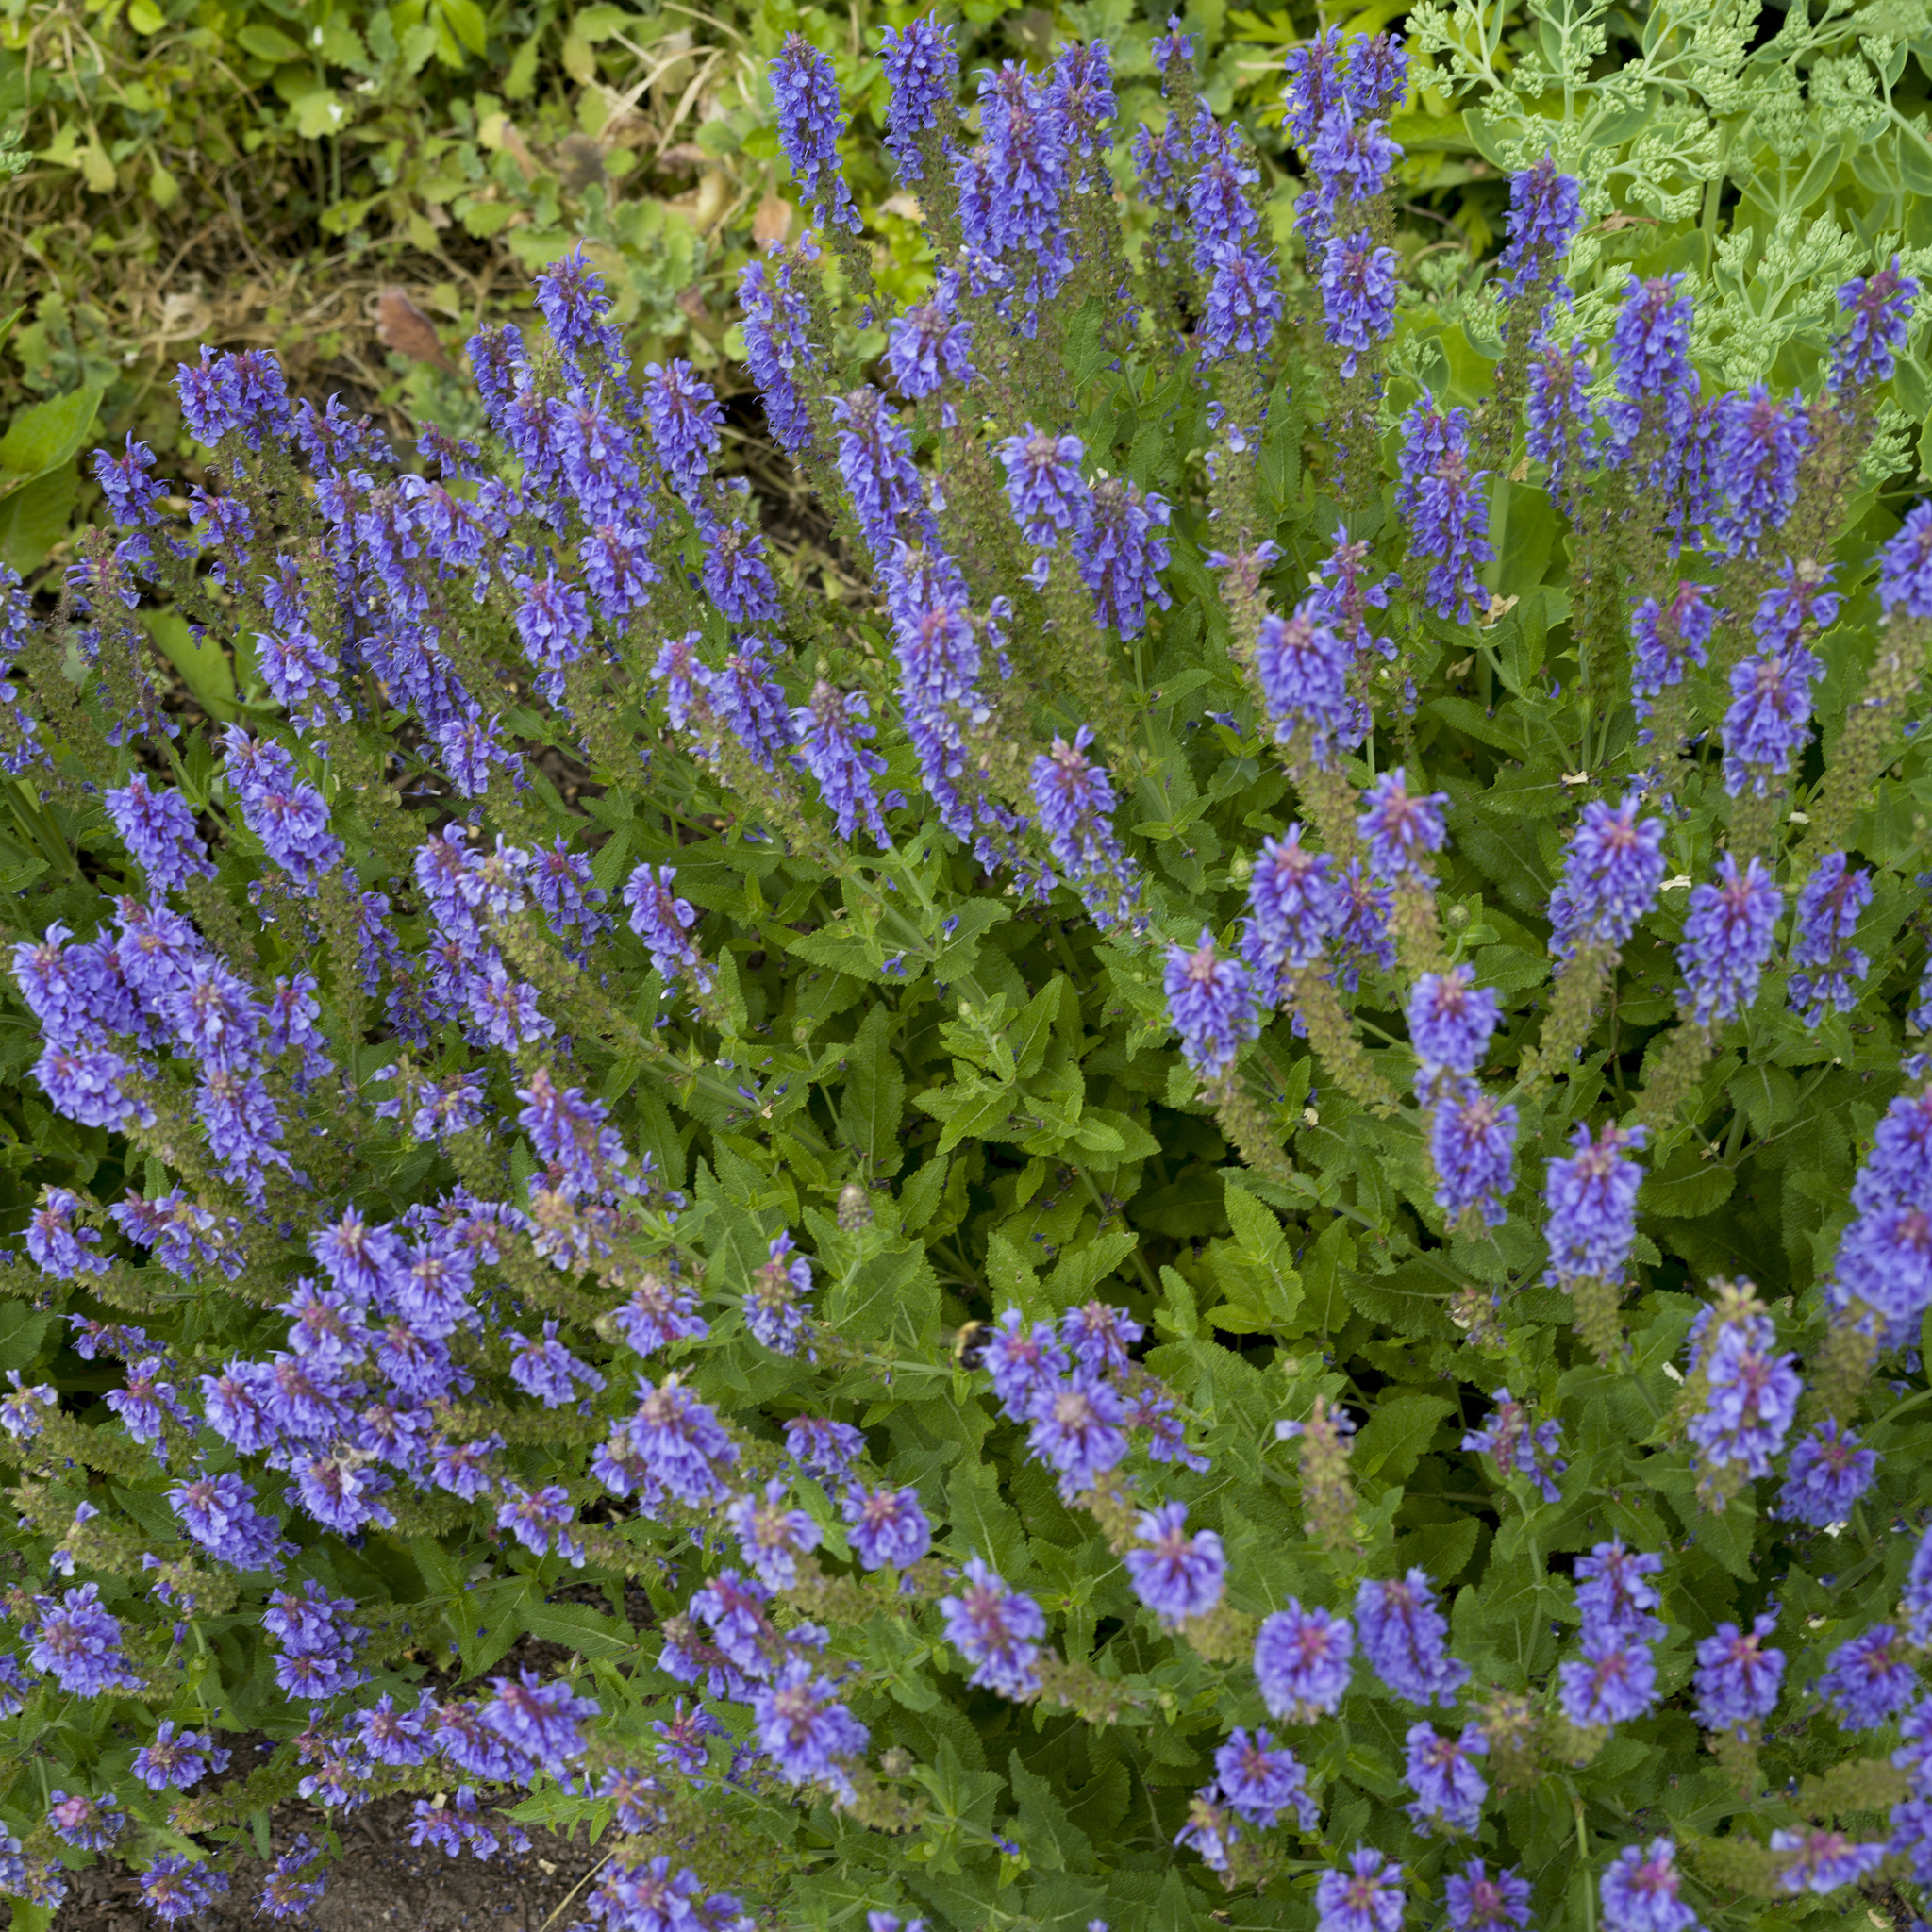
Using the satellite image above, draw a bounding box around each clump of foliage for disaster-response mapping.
[0,2,1930,1930]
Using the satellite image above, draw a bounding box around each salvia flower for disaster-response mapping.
[1630,580,1718,717]
[1496,156,1584,301]
[1407,967,1500,1078]
[1124,1502,1224,1625]
[1878,500,1932,621]
[1461,1389,1567,1503]
[1320,235,1400,377]
[999,424,1089,545]
[1708,385,1808,557]
[1558,1624,1658,1728]
[1770,1829,1887,1896]
[770,34,858,231]
[1447,1860,1532,1932]
[1692,1613,1784,1732]
[1543,1121,1647,1284]
[1403,1722,1488,1833]
[623,863,716,997]
[794,682,892,845]
[1788,851,1873,1024]
[1429,1081,1517,1227]
[1722,641,1823,796]
[1395,397,1492,622]
[1575,1540,1664,1641]
[1078,476,1173,637]
[841,1485,932,1571]
[1213,1726,1319,1829]
[1600,1840,1697,1932]
[1254,1600,1355,1722]
[1164,930,1259,1078]
[1832,258,1920,390]
[1775,1418,1877,1527]
[878,17,957,180]
[1356,1570,1469,1707]
[1032,728,1142,930]
[746,1232,814,1356]
[1256,609,1352,749]
[1683,1284,1801,1494]
[1315,1848,1406,1932]
[1678,855,1781,1024]
[1357,768,1449,876]
[941,1557,1046,1698]
[1819,1624,1918,1731]
[1549,792,1668,958]
[1245,826,1338,996]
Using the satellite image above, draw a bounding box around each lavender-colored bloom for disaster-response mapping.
[1429,1082,1516,1227]
[1201,242,1282,358]
[1878,501,1932,620]
[1775,1419,1877,1527]
[141,1856,229,1924]
[999,424,1088,544]
[878,17,956,180]
[132,1721,231,1791]
[1246,826,1337,993]
[1407,968,1499,1075]
[169,1471,284,1570]
[1320,235,1400,378]
[1213,1726,1318,1829]
[220,726,343,886]
[1549,791,1668,958]
[1282,29,1349,146]
[1357,768,1448,876]
[980,1310,1071,1417]
[1025,1371,1128,1498]
[841,1485,931,1571]
[1256,609,1352,747]
[1124,1502,1224,1624]
[1254,1600,1354,1722]
[641,358,722,496]
[1356,1570,1469,1707]
[1574,1540,1664,1640]
[832,386,925,554]
[1078,476,1172,638]
[1164,929,1259,1078]
[1609,274,1693,399]
[1558,1626,1658,1727]
[1722,643,1822,796]
[770,34,857,232]
[940,1557,1046,1698]
[625,1375,739,1510]
[1496,157,1583,300]
[1692,1613,1784,1732]
[1032,728,1141,930]
[739,249,821,457]
[793,682,891,844]
[1060,1301,1141,1376]
[959,63,1076,304]
[1820,1624,1918,1731]
[726,1478,821,1591]
[1789,851,1872,1024]
[1678,855,1781,1024]
[106,776,214,891]
[1708,385,1807,557]
[747,1232,813,1356]
[1600,1840,1696,1932]
[1543,1121,1647,1284]
[1770,1829,1886,1896]
[1461,1389,1567,1503]
[258,1836,327,1921]
[24,1583,142,1694]
[1630,580,1718,717]
[1316,1848,1405,1932]
[785,1416,863,1481]
[1403,1722,1488,1833]
[1446,1860,1531,1932]
[1832,258,1919,389]
[1525,335,1596,492]
[1683,1293,1801,1487]
[754,1657,869,1792]
[623,863,715,996]
[885,289,976,402]
[1395,397,1491,622]
[47,1789,122,1850]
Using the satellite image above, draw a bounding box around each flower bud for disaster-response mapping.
[837,1182,873,1232]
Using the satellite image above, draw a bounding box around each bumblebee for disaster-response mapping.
[952,1321,991,1372]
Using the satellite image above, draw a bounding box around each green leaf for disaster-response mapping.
[458,1578,541,1675]
[0,466,75,576]
[838,1002,906,1171]
[0,375,100,474]
[236,22,308,61]
[1640,1155,1736,1220]
[1354,1391,1457,1484]
[0,1302,48,1374]
[1008,1748,1095,1874]
[142,608,238,719]
[523,1602,638,1660]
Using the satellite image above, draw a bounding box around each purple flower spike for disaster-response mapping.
[1164,930,1259,1077]
[1677,854,1781,1024]
[770,35,858,233]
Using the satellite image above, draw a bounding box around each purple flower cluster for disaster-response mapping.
[1630,580,1718,719]
[1559,1541,1662,1729]
[1164,931,1259,1079]
[1692,1613,1784,1733]
[1831,258,1920,390]
[1789,852,1872,1024]
[1543,1120,1646,1284]
[1496,156,1584,302]
[940,1557,1047,1698]
[1461,1389,1567,1503]
[770,35,858,232]
[1031,729,1143,931]
[1775,1418,1876,1527]
[1396,397,1493,622]
[1677,855,1782,1024]
[1356,1570,1469,1707]
[1829,1074,1932,1341]
[1548,792,1668,958]
[1682,1286,1801,1492]
[878,17,956,180]
[1403,1721,1488,1833]
[1124,1502,1224,1625]
[1254,1600,1355,1721]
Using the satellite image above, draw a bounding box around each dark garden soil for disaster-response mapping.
[51,1798,607,1932]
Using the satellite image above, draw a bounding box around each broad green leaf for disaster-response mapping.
[142,608,238,720]
[839,1001,907,1171]
[1354,1391,1457,1484]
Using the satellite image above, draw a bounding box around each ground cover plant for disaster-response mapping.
[0,0,1931,1928]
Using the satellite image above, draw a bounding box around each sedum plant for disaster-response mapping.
[0,2,1929,1928]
